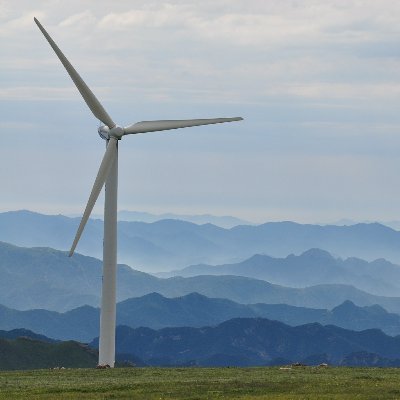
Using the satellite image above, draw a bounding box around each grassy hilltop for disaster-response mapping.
[1,367,400,399]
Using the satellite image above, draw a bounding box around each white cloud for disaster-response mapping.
[0,10,45,35]
[59,10,97,28]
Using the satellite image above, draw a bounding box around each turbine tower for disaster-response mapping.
[34,18,243,367]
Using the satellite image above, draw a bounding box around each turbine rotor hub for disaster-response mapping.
[109,125,124,139]
[98,125,124,140]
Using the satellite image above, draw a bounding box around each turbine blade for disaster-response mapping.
[123,117,243,135]
[69,138,118,257]
[34,17,115,128]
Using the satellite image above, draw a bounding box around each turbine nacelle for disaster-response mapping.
[98,125,124,140]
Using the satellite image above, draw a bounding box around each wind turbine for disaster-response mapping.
[34,17,243,367]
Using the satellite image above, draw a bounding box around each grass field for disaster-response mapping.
[1,367,400,399]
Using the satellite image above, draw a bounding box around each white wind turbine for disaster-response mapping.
[34,18,243,367]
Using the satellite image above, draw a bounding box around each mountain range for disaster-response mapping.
[91,318,400,367]
[2,293,400,342]
[75,210,249,228]
[3,210,400,271]
[165,248,400,296]
[116,210,250,228]
[0,329,97,370]
[3,241,400,314]
[4,318,400,369]
[4,209,400,369]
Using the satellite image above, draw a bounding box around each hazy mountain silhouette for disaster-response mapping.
[167,248,400,296]
[90,318,400,367]
[3,322,400,369]
[3,241,400,314]
[116,210,250,228]
[2,293,400,342]
[3,210,400,271]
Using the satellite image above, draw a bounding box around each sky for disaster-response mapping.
[1,0,400,224]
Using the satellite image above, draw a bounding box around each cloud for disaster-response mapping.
[0,10,45,36]
[1,0,400,222]
[97,4,190,30]
[59,10,97,28]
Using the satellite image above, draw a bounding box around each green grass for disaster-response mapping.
[1,367,400,399]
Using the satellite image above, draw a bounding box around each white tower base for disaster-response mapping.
[98,140,118,367]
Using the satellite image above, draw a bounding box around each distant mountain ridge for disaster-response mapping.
[0,328,55,343]
[117,210,250,228]
[166,248,400,296]
[0,329,97,370]
[3,210,400,271]
[90,318,400,367]
[3,321,400,369]
[74,210,250,228]
[2,293,400,342]
[3,241,400,314]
